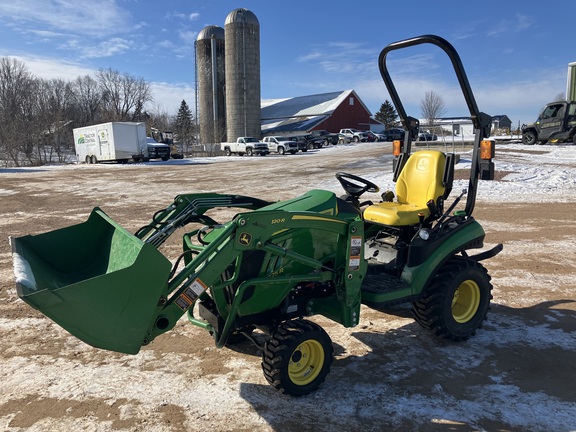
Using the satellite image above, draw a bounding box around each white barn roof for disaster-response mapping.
[261,90,368,133]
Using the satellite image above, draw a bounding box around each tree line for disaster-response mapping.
[0,57,195,167]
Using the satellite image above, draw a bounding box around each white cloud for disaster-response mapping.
[147,82,196,114]
[179,30,199,44]
[0,0,132,37]
[486,13,534,38]
[83,38,134,58]
[6,54,95,80]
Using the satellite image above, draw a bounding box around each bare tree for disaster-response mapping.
[0,57,39,166]
[70,75,102,126]
[0,58,158,166]
[420,90,446,127]
[146,104,173,133]
[36,78,75,163]
[96,68,153,121]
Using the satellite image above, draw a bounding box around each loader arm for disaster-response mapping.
[143,208,366,349]
[135,193,272,248]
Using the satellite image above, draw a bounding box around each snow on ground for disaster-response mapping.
[314,141,576,204]
[7,141,575,204]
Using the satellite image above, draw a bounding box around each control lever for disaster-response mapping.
[438,189,467,223]
[426,199,437,218]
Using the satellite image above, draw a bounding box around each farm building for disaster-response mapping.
[420,115,513,139]
[260,90,381,136]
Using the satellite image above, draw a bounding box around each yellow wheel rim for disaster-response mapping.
[288,340,325,385]
[451,280,480,323]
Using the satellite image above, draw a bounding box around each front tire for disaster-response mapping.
[278,146,285,155]
[246,147,254,156]
[411,257,493,341]
[522,130,537,145]
[262,319,333,396]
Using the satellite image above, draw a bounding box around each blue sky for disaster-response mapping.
[0,1,572,127]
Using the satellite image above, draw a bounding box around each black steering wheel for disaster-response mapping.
[335,172,380,198]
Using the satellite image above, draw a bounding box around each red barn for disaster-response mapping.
[261,90,381,136]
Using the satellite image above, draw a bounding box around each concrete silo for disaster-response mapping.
[195,25,226,144]
[224,8,261,140]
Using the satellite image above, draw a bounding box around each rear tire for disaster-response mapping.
[224,147,232,156]
[262,319,333,396]
[411,257,493,341]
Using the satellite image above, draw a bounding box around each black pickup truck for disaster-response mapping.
[307,130,340,147]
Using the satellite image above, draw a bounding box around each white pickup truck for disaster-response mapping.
[338,128,370,143]
[221,137,270,156]
[262,136,299,154]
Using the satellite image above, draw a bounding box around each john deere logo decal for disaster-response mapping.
[239,232,252,245]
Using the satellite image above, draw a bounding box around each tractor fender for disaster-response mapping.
[401,218,492,297]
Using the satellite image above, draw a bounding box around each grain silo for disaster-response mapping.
[195,25,226,144]
[224,8,261,140]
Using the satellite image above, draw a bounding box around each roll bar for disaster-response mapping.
[378,34,493,217]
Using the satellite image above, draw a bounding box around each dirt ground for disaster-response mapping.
[1,143,575,432]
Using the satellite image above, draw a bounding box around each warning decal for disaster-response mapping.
[187,279,208,298]
[175,295,192,310]
[175,279,208,310]
[349,236,362,271]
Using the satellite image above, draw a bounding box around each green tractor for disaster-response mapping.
[11,35,501,396]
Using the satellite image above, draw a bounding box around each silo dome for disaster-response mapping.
[197,25,225,42]
[195,25,226,144]
[224,8,259,26]
[224,8,261,140]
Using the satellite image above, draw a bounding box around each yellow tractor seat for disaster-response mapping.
[364,150,446,226]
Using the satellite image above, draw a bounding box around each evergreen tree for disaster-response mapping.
[174,99,194,140]
[374,100,398,128]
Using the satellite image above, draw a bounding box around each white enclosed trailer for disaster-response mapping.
[73,122,169,163]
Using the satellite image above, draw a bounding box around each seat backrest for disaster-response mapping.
[395,150,446,206]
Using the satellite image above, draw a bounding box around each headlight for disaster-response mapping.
[418,229,431,241]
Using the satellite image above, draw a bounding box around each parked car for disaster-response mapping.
[364,131,378,142]
[381,128,405,141]
[417,132,438,141]
[372,132,387,141]
[288,135,310,152]
[307,130,340,147]
[262,136,299,154]
[338,128,370,143]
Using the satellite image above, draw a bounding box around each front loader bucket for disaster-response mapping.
[10,208,172,354]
